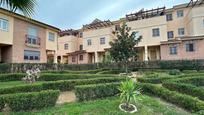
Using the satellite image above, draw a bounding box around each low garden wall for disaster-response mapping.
[0,59,204,73]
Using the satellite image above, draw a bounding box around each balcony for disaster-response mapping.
[25,35,41,47]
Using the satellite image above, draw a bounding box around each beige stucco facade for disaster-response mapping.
[0,8,59,63]
[57,1,204,64]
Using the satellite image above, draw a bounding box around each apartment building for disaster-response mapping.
[58,0,204,64]
[0,8,60,63]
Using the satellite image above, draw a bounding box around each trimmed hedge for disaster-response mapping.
[42,69,107,74]
[0,90,60,112]
[139,83,204,113]
[39,74,118,81]
[163,82,204,101]
[75,83,120,101]
[42,77,125,91]
[0,77,126,95]
[97,70,126,74]
[0,73,25,82]
[171,77,204,86]
[138,73,204,84]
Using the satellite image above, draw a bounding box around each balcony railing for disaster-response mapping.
[25,35,41,46]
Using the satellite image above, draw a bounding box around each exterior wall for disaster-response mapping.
[127,16,168,46]
[68,53,88,64]
[161,39,204,60]
[0,12,14,45]
[46,29,58,51]
[12,18,47,63]
[57,35,78,56]
[83,26,115,52]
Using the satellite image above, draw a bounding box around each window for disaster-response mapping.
[169,45,177,55]
[48,32,55,41]
[64,44,68,50]
[72,56,76,62]
[115,25,120,31]
[178,28,185,36]
[167,31,174,39]
[87,39,92,46]
[24,50,40,60]
[79,45,83,51]
[186,42,195,52]
[177,10,184,18]
[0,18,9,31]
[152,28,160,37]
[100,37,105,45]
[203,19,204,28]
[166,14,173,21]
[79,32,83,38]
[134,31,140,40]
[79,55,83,61]
[27,27,38,45]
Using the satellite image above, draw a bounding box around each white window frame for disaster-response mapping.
[152,28,160,37]
[48,32,55,41]
[100,37,105,45]
[177,10,184,18]
[167,31,174,39]
[166,14,173,21]
[24,50,40,61]
[64,43,68,50]
[87,39,92,46]
[178,28,185,36]
[169,45,177,55]
[0,18,9,31]
[186,42,195,52]
[134,31,140,40]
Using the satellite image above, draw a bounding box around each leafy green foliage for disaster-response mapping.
[75,83,121,101]
[139,83,204,113]
[0,77,126,94]
[168,69,181,75]
[109,23,142,72]
[0,0,37,17]
[118,79,140,106]
[163,81,204,101]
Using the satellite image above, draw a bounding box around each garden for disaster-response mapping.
[0,68,203,115]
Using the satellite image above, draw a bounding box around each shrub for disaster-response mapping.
[0,77,126,94]
[139,83,204,113]
[168,69,181,75]
[75,83,120,101]
[97,70,126,74]
[42,77,126,91]
[0,73,25,82]
[0,64,10,73]
[138,73,204,84]
[43,69,106,74]
[39,74,118,81]
[143,72,159,78]
[163,82,204,101]
[171,77,204,86]
[0,84,43,95]
[5,90,60,111]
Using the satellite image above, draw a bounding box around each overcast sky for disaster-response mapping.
[33,0,189,30]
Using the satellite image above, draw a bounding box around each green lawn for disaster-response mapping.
[7,95,190,115]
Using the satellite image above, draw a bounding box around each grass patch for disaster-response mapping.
[5,95,190,115]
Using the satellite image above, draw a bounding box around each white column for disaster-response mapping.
[95,52,98,63]
[54,53,57,63]
[144,46,148,61]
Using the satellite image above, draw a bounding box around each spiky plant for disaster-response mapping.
[0,0,37,17]
[118,79,141,107]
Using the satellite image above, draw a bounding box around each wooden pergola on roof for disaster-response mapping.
[83,19,114,30]
[126,7,166,21]
[59,29,79,37]
[187,0,204,7]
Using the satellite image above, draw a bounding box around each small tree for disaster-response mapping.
[109,23,142,73]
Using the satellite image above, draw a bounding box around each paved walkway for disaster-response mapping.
[56,91,76,105]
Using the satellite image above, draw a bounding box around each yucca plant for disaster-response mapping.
[118,79,141,109]
[0,0,37,17]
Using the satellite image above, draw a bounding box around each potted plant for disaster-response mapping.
[118,79,141,113]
